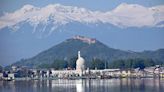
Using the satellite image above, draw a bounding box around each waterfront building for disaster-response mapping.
[76,51,85,76]
[11,66,17,72]
[3,51,164,80]
[8,73,15,80]
[50,51,86,77]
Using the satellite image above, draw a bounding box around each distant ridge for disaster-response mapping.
[11,36,164,68]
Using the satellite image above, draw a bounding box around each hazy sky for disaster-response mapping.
[0,0,164,66]
[1,0,164,13]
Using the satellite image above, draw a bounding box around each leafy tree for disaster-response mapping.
[67,57,77,69]
[38,63,51,69]
[124,59,133,68]
[51,60,68,70]
[109,60,125,69]
[143,59,155,67]
[91,58,105,69]
[154,60,164,66]
[131,58,145,69]
[109,58,157,69]
[0,65,3,72]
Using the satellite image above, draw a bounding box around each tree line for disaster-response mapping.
[0,65,3,72]
[108,58,161,69]
[38,57,164,70]
[38,57,106,70]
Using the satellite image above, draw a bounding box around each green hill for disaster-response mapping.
[11,36,164,68]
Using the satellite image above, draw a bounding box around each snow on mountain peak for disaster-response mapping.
[0,3,164,33]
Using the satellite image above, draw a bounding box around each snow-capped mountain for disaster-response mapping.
[0,3,164,66]
[0,3,164,35]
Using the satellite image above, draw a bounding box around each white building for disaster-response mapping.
[8,73,15,80]
[50,51,125,78]
[76,51,85,76]
[51,51,86,77]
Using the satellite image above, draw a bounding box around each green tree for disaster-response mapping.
[0,65,3,72]
[124,59,133,68]
[51,60,68,69]
[131,58,145,69]
[67,57,77,69]
[109,58,156,69]
[38,63,51,69]
[91,58,105,69]
[110,59,125,69]
[143,59,155,67]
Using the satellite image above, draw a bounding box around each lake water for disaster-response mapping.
[0,78,164,92]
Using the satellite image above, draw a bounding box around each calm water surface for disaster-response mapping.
[0,78,164,92]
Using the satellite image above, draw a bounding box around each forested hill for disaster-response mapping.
[11,36,164,68]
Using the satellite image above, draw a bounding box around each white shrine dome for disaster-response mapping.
[76,51,85,69]
[76,56,85,66]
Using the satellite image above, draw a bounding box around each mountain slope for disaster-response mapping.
[11,36,164,68]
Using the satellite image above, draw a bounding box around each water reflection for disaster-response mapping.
[76,80,84,92]
[0,79,164,92]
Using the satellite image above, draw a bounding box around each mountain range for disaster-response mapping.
[0,3,164,33]
[11,35,164,68]
[0,3,164,67]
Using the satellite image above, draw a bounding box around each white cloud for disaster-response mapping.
[0,3,164,31]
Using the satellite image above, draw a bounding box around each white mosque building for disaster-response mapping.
[51,51,86,77]
[8,51,164,80]
[50,51,121,78]
[76,51,85,76]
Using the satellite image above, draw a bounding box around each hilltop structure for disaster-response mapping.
[73,35,96,44]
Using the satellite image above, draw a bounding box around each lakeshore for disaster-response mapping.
[1,66,164,81]
[1,51,164,81]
